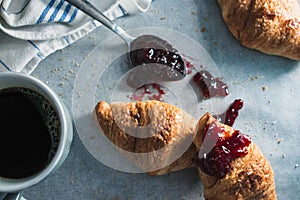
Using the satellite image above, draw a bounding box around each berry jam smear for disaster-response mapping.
[130,35,186,81]
[192,70,229,99]
[128,83,166,102]
[132,48,185,77]
[194,120,251,178]
[215,99,244,126]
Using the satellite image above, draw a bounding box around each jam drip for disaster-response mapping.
[192,70,229,99]
[193,121,251,178]
[215,99,244,126]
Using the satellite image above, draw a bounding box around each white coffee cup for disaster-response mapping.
[0,72,73,200]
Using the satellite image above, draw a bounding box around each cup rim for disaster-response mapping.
[0,72,72,193]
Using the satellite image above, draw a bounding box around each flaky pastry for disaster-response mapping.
[218,0,300,60]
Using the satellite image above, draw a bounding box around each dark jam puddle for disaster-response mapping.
[130,35,186,81]
[193,120,251,178]
[131,48,186,81]
[128,83,166,102]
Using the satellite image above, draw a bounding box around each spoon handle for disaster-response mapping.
[65,0,134,44]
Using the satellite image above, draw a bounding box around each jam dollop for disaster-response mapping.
[215,99,244,126]
[192,70,229,99]
[193,121,251,178]
[130,35,186,81]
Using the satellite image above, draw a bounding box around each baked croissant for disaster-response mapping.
[94,100,197,174]
[218,0,300,60]
[94,100,277,199]
[194,113,277,200]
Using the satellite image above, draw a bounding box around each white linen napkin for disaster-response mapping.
[0,0,152,74]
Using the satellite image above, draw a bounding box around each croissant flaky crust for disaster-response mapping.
[195,114,277,200]
[94,100,277,199]
[94,100,197,173]
[218,0,300,60]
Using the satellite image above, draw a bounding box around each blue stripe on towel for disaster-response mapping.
[118,5,127,16]
[27,40,40,51]
[1,6,7,12]
[36,0,56,24]
[14,0,30,14]
[68,8,78,23]
[37,53,44,60]
[1,1,30,14]
[48,0,64,23]
[64,36,70,45]
[91,21,97,28]
[59,4,71,22]
[0,60,11,71]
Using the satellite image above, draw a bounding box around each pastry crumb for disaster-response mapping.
[74,62,80,67]
[262,86,268,91]
[180,195,186,200]
[59,81,65,87]
[269,153,273,156]
[277,139,282,144]
[271,121,277,125]
[250,76,259,80]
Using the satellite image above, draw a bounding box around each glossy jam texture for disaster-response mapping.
[130,35,186,81]
[194,121,251,178]
[192,70,229,99]
[215,99,244,126]
[145,47,185,75]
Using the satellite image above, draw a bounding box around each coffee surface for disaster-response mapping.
[0,88,52,179]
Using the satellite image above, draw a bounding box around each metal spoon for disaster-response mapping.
[64,0,186,81]
[64,0,135,47]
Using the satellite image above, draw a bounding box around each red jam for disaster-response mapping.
[130,35,186,81]
[215,99,244,126]
[192,70,229,99]
[193,121,251,178]
[128,83,166,102]
[185,60,195,75]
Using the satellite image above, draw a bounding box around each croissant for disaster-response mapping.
[194,113,277,200]
[218,0,300,60]
[94,100,197,174]
[94,100,277,199]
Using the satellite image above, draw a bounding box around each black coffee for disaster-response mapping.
[0,87,59,179]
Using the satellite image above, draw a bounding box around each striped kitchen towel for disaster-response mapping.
[0,0,151,74]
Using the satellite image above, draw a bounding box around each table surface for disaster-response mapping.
[25,0,300,199]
